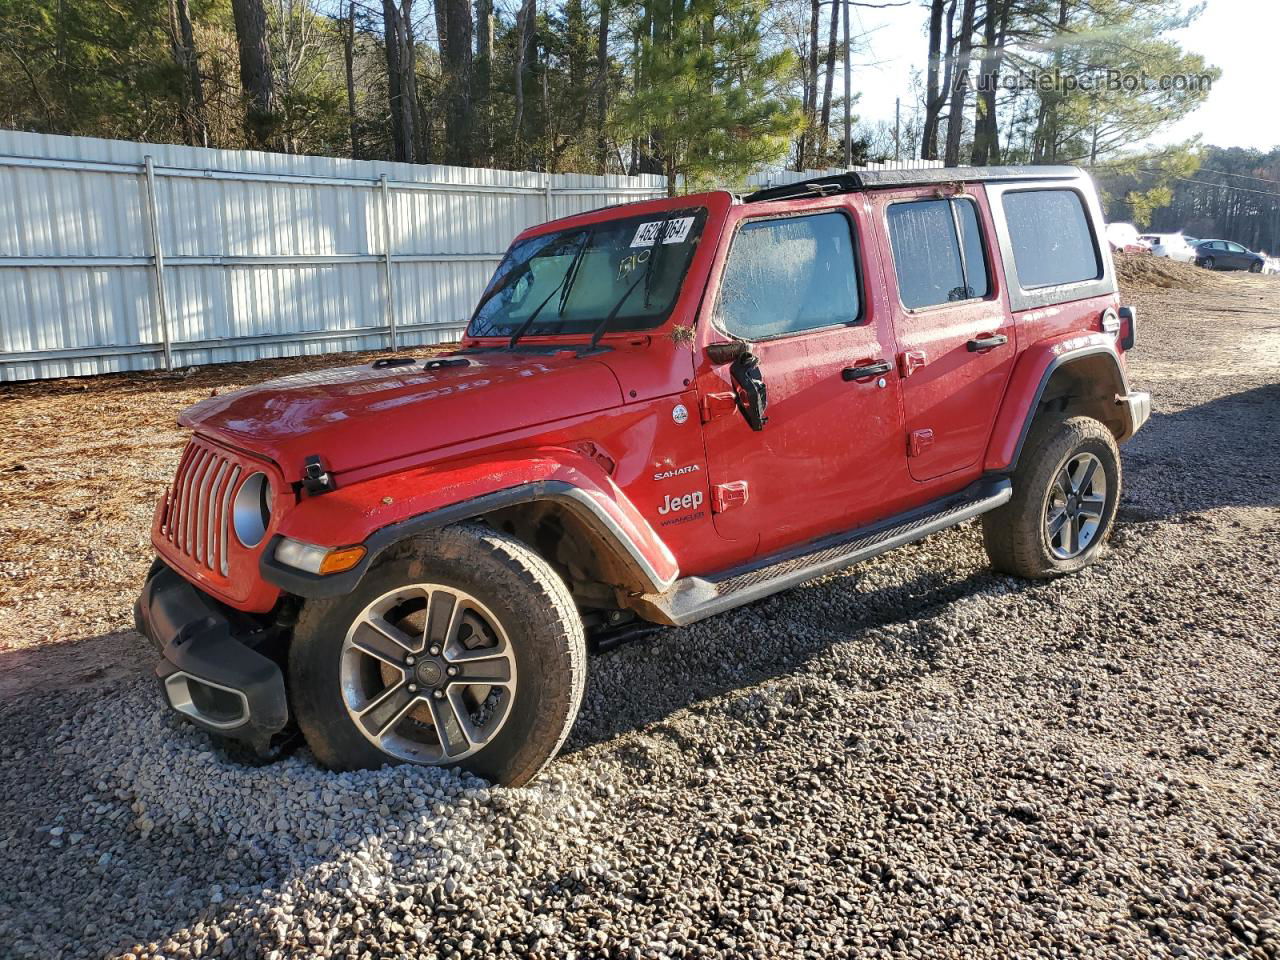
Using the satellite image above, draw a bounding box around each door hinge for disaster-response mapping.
[899,350,927,378]
[712,481,749,513]
[700,392,738,423]
[907,429,935,458]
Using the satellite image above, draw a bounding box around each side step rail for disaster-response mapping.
[635,477,1012,627]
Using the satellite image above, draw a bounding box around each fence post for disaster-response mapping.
[379,173,398,351]
[143,156,174,371]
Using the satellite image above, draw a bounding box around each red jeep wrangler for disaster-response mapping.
[137,166,1149,785]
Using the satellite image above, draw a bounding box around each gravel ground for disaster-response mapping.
[1,267,1278,959]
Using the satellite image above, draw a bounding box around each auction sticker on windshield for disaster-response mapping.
[632,217,695,248]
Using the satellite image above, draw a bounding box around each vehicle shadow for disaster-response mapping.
[563,557,1033,756]
[1117,382,1280,523]
[0,629,154,704]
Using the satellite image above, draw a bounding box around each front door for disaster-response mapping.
[872,186,1016,483]
[1225,241,1250,269]
[694,203,909,557]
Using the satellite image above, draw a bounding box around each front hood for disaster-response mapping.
[180,352,624,476]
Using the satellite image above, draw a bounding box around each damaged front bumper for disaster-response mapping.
[134,561,290,754]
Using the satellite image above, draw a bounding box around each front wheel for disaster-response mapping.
[289,524,586,786]
[1250,260,1263,273]
[982,416,1121,579]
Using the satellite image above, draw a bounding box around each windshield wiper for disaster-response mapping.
[584,212,677,354]
[506,230,591,348]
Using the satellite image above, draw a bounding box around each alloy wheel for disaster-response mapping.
[338,585,517,764]
[1045,452,1108,560]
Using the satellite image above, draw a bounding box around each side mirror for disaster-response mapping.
[730,351,768,432]
[706,340,751,365]
[707,339,768,430]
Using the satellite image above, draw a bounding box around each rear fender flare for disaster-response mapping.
[262,452,679,599]
[985,335,1132,473]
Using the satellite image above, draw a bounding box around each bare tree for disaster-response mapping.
[475,0,493,164]
[513,0,535,157]
[921,0,953,160]
[166,0,208,146]
[797,0,820,170]
[970,0,1009,164]
[943,0,976,165]
[819,0,839,156]
[230,0,279,148]
[595,0,611,171]
[382,0,418,162]
[438,0,474,165]
[342,0,357,158]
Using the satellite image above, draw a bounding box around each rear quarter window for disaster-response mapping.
[1002,189,1101,289]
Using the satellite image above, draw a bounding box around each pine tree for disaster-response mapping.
[619,0,802,193]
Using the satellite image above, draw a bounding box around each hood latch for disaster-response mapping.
[302,455,335,495]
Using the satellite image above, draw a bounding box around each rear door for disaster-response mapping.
[695,202,909,555]
[871,186,1015,483]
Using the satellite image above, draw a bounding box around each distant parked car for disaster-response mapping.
[1138,233,1196,263]
[1105,222,1148,254]
[1193,239,1265,272]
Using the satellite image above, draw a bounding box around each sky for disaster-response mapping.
[844,0,1280,153]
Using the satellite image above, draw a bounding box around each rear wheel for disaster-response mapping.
[982,416,1121,579]
[1201,256,1216,270]
[289,524,586,786]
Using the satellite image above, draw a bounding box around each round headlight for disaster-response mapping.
[232,472,272,548]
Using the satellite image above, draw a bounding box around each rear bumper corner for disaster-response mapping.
[1117,390,1151,442]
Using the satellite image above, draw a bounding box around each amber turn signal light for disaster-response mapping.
[318,545,367,575]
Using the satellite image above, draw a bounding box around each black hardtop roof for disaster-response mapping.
[742,164,1083,203]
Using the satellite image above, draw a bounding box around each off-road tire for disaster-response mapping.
[982,415,1121,579]
[289,523,586,786]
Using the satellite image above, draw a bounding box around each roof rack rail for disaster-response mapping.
[742,173,864,204]
[742,164,1083,204]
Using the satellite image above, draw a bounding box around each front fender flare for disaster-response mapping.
[261,452,679,600]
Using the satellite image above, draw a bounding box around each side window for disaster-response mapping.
[1227,242,1246,253]
[886,197,990,309]
[715,212,860,339]
[1001,189,1101,289]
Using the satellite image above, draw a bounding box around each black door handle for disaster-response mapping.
[966,333,1008,352]
[842,360,891,381]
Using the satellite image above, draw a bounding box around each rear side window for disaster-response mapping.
[715,212,860,339]
[1002,189,1101,289]
[886,198,990,310]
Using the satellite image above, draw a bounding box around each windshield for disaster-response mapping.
[467,208,708,339]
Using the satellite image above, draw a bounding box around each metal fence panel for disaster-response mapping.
[0,130,666,381]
